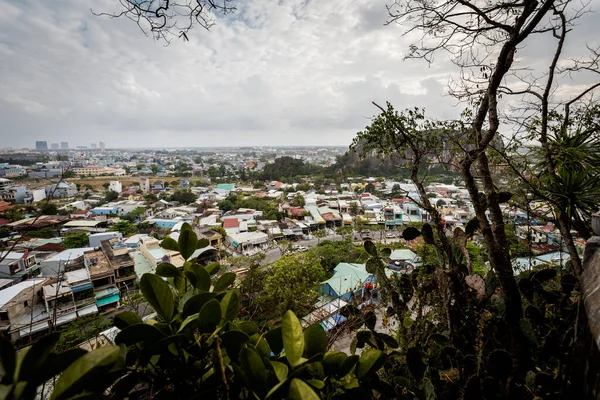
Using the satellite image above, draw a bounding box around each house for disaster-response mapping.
[40,248,94,277]
[0,251,41,282]
[140,236,185,269]
[99,239,137,291]
[318,263,371,302]
[223,218,240,234]
[83,249,120,310]
[140,178,150,193]
[61,220,108,234]
[383,205,404,228]
[89,232,123,248]
[108,181,122,193]
[70,209,90,219]
[226,231,269,255]
[0,278,47,340]
[152,180,165,191]
[180,179,190,189]
[45,180,77,198]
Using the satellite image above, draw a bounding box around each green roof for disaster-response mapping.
[321,263,369,297]
[217,183,235,191]
[389,249,417,261]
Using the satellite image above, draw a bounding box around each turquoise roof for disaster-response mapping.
[320,263,370,298]
[389,249,417,261]
[217,183,235,191]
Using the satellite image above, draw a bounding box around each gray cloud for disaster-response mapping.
[0,0,598,148]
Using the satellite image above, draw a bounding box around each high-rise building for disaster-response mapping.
[35,141,48,150]
[91,143,97,149]
[60,142,69,150]
[99,142,105,151]
[50,143,59,150]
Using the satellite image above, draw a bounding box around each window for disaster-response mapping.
[23,300,29,307]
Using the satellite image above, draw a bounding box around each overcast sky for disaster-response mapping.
[1,0,598,149]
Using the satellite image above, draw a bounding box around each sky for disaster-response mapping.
[0,0,599,149]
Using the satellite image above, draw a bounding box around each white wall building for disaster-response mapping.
[108,181,122,193]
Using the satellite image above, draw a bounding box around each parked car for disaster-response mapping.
[385,232,395,238]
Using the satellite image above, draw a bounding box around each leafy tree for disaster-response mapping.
[0,226,12,238]
[104,190,119,202]
[61,232,89,248]
[151,164,159,174]
[109,221,137,237]
[26,227,56,239]
[123,207,147,222]
[260,252,325,317]
[62,169,75,178]
[40,203,58,215]
[169,190,197,204]
[210,226,227,237]
[290,195,305,207]
[364,182,376,193]
[312,229,327,245]
[261,157,309,181]
[84,184,93,191]
[143,193,158,203]
[102,182,110,190]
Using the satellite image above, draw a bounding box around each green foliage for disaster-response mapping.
[61,232,89,249]
[122,207,146,222]
[25,227,56,239]
[109,220,137,237]
[261,253,325,317]
[40,203,58,215]
[261,157,310,181]
[169,189,197,204]
[0,226,11,238]
[104,190,119,202]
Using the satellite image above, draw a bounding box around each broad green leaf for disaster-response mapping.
[180,222,193,233]
[51,346,121,400]
[19,332,60,381]
[205,262,221,276]
[282,310,305,367]
[520,318,538,345]
[240,347,268,396]
[356,348,385,380]
[322,351,347,376]
[380,248,392,258]
[338,355,359,378]
[113,311,143,330]
[220,290,239,324]
[178,313,199,333]
[192,264,211,291]
[270,360,289,382]
[172,275,185,293]
[237,321,259,336]
[182,292,216,318]
[213,272,236,292]
[366,258,380,274]
[38,349,88,384]
[421,223,434,244]
[140,274,175,322]
[265,327,284,355]
[160,237,179,252]
[0,336,16,384]
[304,324,327,358]
[221,329,249,361]
[364,240,377,256]
[184,271,197,287]
[402,227,421,241]
[289,378,320,400]
[115,324,165,346]
[178,229,198,260]
[307,379,325,389]
[198,299,221,333]
[156,263,180,277]
[197,238,210,248]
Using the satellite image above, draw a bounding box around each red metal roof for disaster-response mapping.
[223,219,239,228]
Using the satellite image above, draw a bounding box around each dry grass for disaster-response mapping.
[21,176,183,190]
